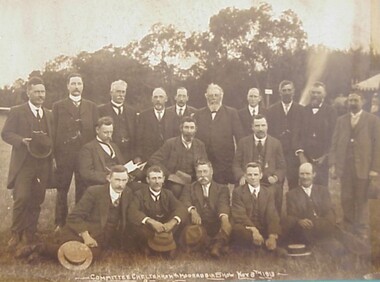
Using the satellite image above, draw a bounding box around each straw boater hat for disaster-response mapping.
[148,232,176,252]
[57,241,93,270]
[286,244,311,257]
[179,225,207,250]
[27,131,52,159]
[168,171,192,185]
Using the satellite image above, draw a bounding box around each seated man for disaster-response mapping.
[79,116,125,188]
[148,116,208,198]
[15,165,133,263]
[283,162,369,255]
[231,162,281,252]
[180,160,232,258]
[128,165,186,257]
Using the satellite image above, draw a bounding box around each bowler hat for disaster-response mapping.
[287,244,311,257]
[179,225,207,248]
[148,232,176,252]
[168,170,192,185]
[57,241,93,270]
[27,131,52,159]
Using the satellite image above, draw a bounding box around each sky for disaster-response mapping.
[0,0,372,87]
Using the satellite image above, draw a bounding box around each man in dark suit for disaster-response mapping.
[298,82,337,186]
[128,165,186,256]
[180,160,232,258]
[266,80,304,190]
[1,77,54,251]
[166,87,197,136]
[231,162,281,251]
[329,92,380,240]
[15,165,134,262]
[238,88,266,137]
[98,80,137,161]
[136,88,176,162]
[78,117,125,188]
[148,116,208,198]
[233,114,286,214]
[52,73,99,230]
[194,83,244,184]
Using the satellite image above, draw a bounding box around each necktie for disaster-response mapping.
[252,189,257,199]
[202,186,208,198]
[151,193,160,201]
[257,140,263,154]
[178,108,183,117]
[211,111,217,120]
[351,115,359,128]
[113,196,120,207]
[252,109,256,116]
[113,105,122,115]
[157,111,162,121]
[36,109,41,120]
[98,140,115,158]
[284,104,290,115]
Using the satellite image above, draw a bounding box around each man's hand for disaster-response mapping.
[163,219,178,232]
[268,175,278,184]
[220,215,232,236]
[147,218,166,233]
[297,152,308,165]
[190,209,202,225]
[239,176,246,186]
[369,170,379,178]
[80,231,98,247]
[329,165,337,179]
[265,234,277,250]
[298,219,314,229]
[246,226,264,246]
[314,155,326,165]
[22,138,32,146]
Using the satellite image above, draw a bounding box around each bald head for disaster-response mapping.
[299,162,315,188]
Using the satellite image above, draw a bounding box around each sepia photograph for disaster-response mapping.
[0,0,379,281]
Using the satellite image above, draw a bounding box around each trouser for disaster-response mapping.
[12,155,50,235]
[284,152,299,190]
[231,224,275,250]
[341,164,369,237]
[54,147,85,227]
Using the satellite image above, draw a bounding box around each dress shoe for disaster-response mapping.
[15,244,38,259]
[7,233,22,252]
[22,231,39,245]
[210,243,222,259]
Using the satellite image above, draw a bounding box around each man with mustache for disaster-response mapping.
[148,116,208,198]
[180,160,232,258]
[329,92,380,240]
[78,117,125,188]
[136,88,176,162]
[298,82,337,186]
[2,77,54,251]
[233,114,286,214]
[52,73,99,230]
[266,80,304,191]
[98,80,137,162]
[194,84,244,185]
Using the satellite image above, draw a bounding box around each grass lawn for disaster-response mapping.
[0,114,379,281]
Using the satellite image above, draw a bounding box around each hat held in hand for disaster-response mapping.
[57,241,93,270]
[148,232,176,252]
[27,131,52,159]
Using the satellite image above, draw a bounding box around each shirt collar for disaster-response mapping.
[111,101,123,108]
[69,94,81,102]
[149,187,161,197]
[28,101,42,115]
[176,105,186,111]
[254,135,267,144]
[301,185,313,197]
[350,110,363,118]
[154,108,165,115]
[248,104,259,115]
[109,185,121,203]
[181,135,192,149]
[281,101,293,110]
[248,184,260,195]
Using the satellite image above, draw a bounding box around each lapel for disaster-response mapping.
[353,111,367,134]
[241,184,253,211]
[94,141,107,169]
[99,185,110,229]
[258,186,269,217]
[193,182,205,208]
[208,182,217,209]
[263,136,273,168]
[62,98,81,118]
[42,108,53,136]
[246,135,254,161]
[22,103,36,130]
[213,105,225,122]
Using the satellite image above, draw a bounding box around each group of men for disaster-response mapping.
[2,73,379,266]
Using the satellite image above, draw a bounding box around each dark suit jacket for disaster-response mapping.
[285,185,335,230]
[300,102,337,160]
[128,185,187,225]
[166,105,197,136]
[266,101,304,153]
[78,139,125,186]
[231,184,281,235]
[136,107,176,161]
[1,103,54,189]
[180,181,230,219]
[98,102,137,160]
[194,105,244,183]
[52,98,98,161]
[66,184,133,237]
[148,136,208,178]
[238,105,266,137]
[233,134,286,183]
[329,111,380,179]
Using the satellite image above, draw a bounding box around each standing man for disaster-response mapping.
[53,73,99,230]
[298,82,337,186]
[136,88,176,162]
[148,116,208,198]
[195,83,244,185]
[98,80,137,161]
[180,160,232,258]
[167,87,197,136]
[231,162,281,252]
[128,166,186,256]
[329,92,380,240]
[78,117,125,188]
[2,77,54,250]
[232,114,286,213]
[238,88,266,137]
[266,80,304,190]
